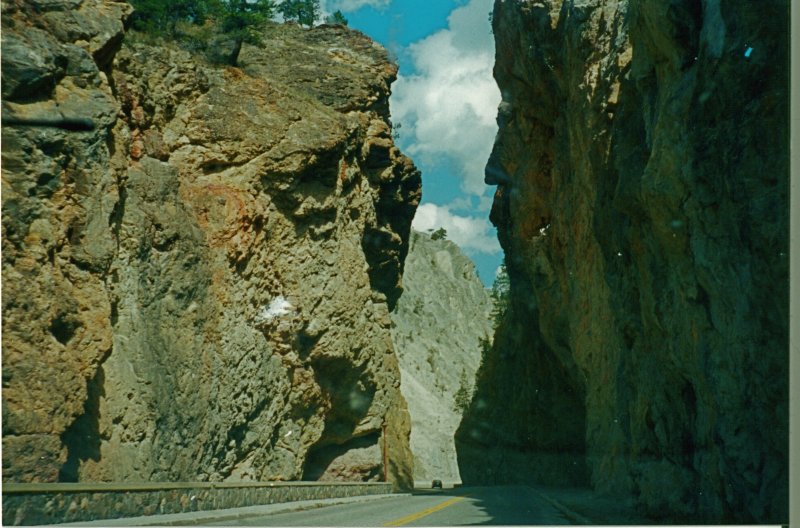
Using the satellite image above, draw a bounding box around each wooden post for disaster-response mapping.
[382,422,388,483]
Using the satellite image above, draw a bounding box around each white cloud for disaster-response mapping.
[412,203,500,255]
[391,0,500,198]
[447,194,495,214]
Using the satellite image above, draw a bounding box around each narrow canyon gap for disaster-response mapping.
[0,0,789,524]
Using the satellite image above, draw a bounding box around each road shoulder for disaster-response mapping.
[533,486,656,524]
[58,494,406,527]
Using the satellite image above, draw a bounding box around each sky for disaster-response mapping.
[319,0,503,286]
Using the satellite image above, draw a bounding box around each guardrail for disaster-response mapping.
[2,481,393,525]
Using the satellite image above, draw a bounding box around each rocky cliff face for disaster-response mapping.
[457,0,788,523]
[2,0,419,489]
[391,231,491,485]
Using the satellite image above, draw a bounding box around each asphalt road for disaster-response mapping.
[205,486,576,526]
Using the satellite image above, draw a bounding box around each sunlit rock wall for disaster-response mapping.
[457,0,788,523]
[2,2,419,489]
[391,231,491,485]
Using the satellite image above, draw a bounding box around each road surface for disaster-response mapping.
[205,486,578,526]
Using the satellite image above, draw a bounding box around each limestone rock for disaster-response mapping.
[457,0,788,523]
[2,7,419,491]
[1,0,131,483]
[392,231,492,485]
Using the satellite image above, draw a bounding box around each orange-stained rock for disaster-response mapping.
[2,6,418,490]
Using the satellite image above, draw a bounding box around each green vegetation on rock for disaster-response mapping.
[279,0,320,27]
[218,0,276,65]
[430,227,447,241]
[128,0,326,64]
[325,10,348,26]
[128,0,214,36]
[489,260,509,327]
[452,370,472,413]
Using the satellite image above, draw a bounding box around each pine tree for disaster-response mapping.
[216,0,276,66]
[453,370,472,413]
[279,0,320,27]
[128,0,276,64]
[129,0,214,36]
[490,260,510,327]
[325,10,348,26]
[477,334,492,372]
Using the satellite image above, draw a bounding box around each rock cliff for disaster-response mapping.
[457,0,788,523]
[2,0,419,489]
[391,231,491,485]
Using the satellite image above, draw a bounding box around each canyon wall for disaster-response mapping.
[2,0,419,489]
[457,0,788,523]
[391,231,491,485]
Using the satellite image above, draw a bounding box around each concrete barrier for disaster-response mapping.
[2,481,393,525]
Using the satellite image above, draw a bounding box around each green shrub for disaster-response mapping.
[430,227,447,241]
[127,0,279,65]
[128,0,215,37]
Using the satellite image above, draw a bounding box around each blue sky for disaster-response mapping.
[320,0,503,286]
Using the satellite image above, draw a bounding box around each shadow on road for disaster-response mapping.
[410,486,573,525]
[409,485,655,525]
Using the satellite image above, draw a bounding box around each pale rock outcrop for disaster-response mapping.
[457,0,788,523]
[392,231,491,485]
[2,2,419,489]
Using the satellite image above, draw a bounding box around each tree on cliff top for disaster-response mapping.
[217,0,276,65]
[128,0,275,65]
[430,227,448,241]
[129,0,214,36]
[279,0,319,27]
[325,10,348,26]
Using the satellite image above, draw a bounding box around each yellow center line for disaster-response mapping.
[383,495,470,527]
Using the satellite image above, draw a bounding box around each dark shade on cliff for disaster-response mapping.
[457,0,788,523]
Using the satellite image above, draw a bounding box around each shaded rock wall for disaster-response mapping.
[457,0,788,523]
[2,1,419,490]
[391,231,491,484]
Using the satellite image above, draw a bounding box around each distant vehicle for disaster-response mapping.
[431,479,443,489]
